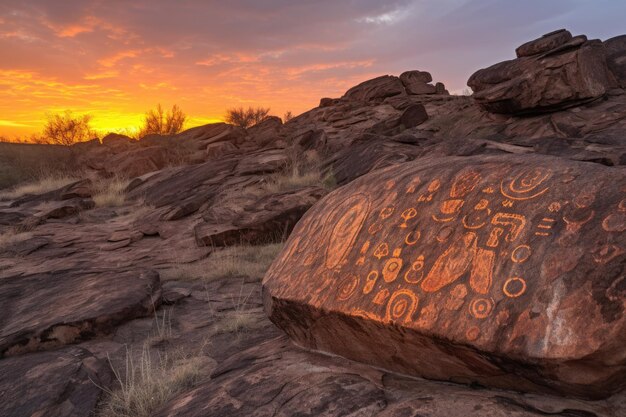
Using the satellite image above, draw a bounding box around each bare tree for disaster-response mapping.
[42,110,96,146]
[225,106,270,129]
[283,111,294,123]
[139,104,186,137]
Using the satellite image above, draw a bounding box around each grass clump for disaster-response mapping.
[161,243,283,282]
[92,177,129,207]
[204,243,283,281]
[97,345,204,417]
[0,175,77,201]
[261,149,335,194]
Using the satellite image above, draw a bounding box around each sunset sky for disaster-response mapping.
[1,0,625,139]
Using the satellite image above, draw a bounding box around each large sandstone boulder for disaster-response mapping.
[263,154,625,399]
[468,30,613,114]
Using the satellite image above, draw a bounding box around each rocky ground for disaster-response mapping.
[0,29,625,416]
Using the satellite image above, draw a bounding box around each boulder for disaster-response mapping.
[104,145,170,178]
[101,133,133,151]
[0,347,112,417]
[0,269,161,356]
[605,35,626,88]
[468,32,613,114]
[342,75,406,102]
[515,29,573,57]
[195,186,327,247]
[246,116,283,147]
[263,154,626,399]
[400,70,437,94]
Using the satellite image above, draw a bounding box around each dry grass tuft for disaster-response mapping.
[97,345,205,417]
[261,149,335,194]
[161,243,282,282]
[92,177,130,207]
[0,175,77,201]
[0,230,33,249]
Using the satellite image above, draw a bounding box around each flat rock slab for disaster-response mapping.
[263,154,626,399]
[0,347,112,417]
[0,268,161,356]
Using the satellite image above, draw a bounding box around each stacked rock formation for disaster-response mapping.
[468,29,619,114]
[341,70,449,103]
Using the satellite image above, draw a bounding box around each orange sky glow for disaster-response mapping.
[1,1,625,140]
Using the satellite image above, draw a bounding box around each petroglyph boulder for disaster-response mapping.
[263,154,626,399]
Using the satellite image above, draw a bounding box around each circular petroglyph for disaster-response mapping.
[337,274,359,301]
[503,277,527,298]
[325,193,371,269]
[466,326,480,341]
[404,256,425,284]
[469,297,494,319]
[511,245,531,263]
[385,289,419,324]
[500,167,551,200]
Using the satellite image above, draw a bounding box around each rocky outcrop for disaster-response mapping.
[195,187,327,247]
[342,72,449,103]
[263,154,626,399]
[468,30,614,114]
[0,347,113,417]
[605,34,626,88]
[400,70,449,95]
[0,269,160,356]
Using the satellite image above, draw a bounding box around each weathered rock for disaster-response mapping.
[342,75,406,102]
[195,187,327,247]
[400,70,437,95]
[319,97,338,107]
[0,347,112,417]
[468,33,613,114]
[263,154,626,399]
[101,133,133,151]
[605,34,626,88]
[60,179,92,200]
[399,103,429,128]
[206,141,237,158]
[246,116,283,147]
[0,269,161,356]
[515,29,573,57]
[39,198,94,219]
[104,145,169,178]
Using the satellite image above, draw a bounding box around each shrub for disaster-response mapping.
[224,106,270,128]
[42,110,97,146]
[138,104,186,137]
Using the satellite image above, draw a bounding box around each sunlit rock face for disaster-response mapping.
[263,154,626,399]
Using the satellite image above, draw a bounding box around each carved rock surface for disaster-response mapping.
[263,154,626,399]
[468,32,613,114]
